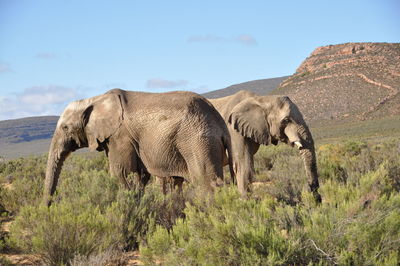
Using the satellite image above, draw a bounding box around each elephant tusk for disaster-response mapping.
[294,141,303,150]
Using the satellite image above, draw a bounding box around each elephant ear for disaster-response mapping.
[84,94,123,151]
[228,99,270,145]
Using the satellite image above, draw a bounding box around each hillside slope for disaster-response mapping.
[271,42,400,124]
[0,116,58,144]
[203,76,288,98]
[0,116,59,158]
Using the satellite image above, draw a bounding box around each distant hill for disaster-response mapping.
[271,42,400,124]
[0,116,58,144]
[0,116,58,158]
[202,76,288,98]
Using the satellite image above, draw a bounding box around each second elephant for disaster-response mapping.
[209,90,322,203]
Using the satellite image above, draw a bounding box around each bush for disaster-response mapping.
[142,140,400,265]
[9,202,119,266]
[0,153,109,214]
[7,164,186,264]
[56,169,120,212]
[0,156,46,213]
[142,186,299,265]
[254,145,297,179]
[105,186,161,251]
[0,256,12,266]
[253,145,307,205]
[105,182,188,251]
[69,249,124,266]
[3,139,400,265]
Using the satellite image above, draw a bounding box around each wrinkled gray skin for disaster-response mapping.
[209,90,321,203]
[43,89,233,206]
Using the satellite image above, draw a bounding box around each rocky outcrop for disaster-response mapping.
[273,43,400,123]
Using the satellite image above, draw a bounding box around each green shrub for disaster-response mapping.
[56,169,120,212]
[69,249,124,266]
[0,156,46,213]
[142,186,300,265]
[254,145,297,179]
[0,153,109,214]
[253,145,307,205]
[143,140,400,265]
[105,183,187,251]
[9,202,119,266]
[2,139,400,265]
[0,256,12,266]
[285,160,400,265]
[105,186,161,251]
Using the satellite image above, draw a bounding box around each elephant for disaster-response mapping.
[43,89,234,206]
[208,90,322,203]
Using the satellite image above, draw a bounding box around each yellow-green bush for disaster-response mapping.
[0,155,46,213]
[9,202,118,265]
[142,140,400,265]
[1,139,399,265]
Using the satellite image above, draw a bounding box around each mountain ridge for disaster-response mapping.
[271,42,400,123]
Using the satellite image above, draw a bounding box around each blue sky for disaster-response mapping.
[0,0,399,120]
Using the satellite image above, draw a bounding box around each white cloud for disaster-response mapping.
[19,86,78,105]
[146,78,189,89]
[235,34,258,46]
[0,85,83,120]
[35,52,57,59]
[187,34,258,46]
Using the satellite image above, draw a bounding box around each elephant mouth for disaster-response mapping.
[290,141,304,150]
[279,133,304,150]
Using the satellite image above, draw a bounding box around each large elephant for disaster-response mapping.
[43,89,233,206]
[209,90,321,203]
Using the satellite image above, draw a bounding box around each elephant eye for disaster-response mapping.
[281,117,290,125]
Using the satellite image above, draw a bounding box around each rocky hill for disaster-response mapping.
[0,116,58,145]
[271,42,400,124]
[203,76,288,98]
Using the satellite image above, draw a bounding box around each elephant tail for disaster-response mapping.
[222,134,236,185]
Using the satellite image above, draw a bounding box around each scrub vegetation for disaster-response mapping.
[0,137,399,265]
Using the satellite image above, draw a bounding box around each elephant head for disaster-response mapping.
[42,93,123,206]
[228,95,321,202]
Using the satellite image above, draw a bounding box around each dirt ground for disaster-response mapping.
[2,251,143,265]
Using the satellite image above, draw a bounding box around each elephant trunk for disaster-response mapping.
[298,126,322,203]
[42,133,71,206]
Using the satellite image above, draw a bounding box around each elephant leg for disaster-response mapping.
[107,149,135,189]
[138,159,151,190]
[161,177,168,195]
[234,155,253,197]
[187,151,224,192]
[173,176,184,193]
[231,134,259,198]
[107,136,142,190]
